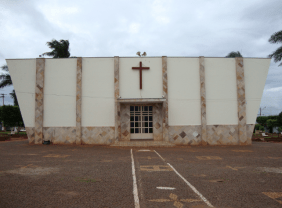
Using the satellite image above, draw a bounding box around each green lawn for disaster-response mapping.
[0,131,26,135]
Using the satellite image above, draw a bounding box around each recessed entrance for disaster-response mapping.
[130,105,153,139]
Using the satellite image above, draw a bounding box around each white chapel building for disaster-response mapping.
[7,56,270,145]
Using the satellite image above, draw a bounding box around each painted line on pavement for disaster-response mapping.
[156,187,176,190]
[138,150,151,152]
[131,149,140,208]
[154,150,165,161]
[154,150,214,207]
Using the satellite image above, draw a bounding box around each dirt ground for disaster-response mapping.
[0,141,281,208]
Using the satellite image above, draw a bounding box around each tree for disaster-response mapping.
[0,65,18,106]
[0,105,24,127]
[268,30,282,66]
[43,39,70,58]
[277,111,282,126]
[256,116,268,126]
[226,51,243,58]
[0,65,12,88]
[10,90,18,106]
[266,119,279,133]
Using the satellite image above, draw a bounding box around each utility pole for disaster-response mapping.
[259,106,266,116]
[0,94,6,106]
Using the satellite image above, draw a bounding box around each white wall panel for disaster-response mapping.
[7,57,271,128]
[81,58,115,126]
[44,59,76,127]
[244,58,271,124]
[7,59,36,127]
[205,58,238,125]
[119,58,162,98]
[168,58,201,125]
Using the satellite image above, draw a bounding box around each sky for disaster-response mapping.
[0,0,281,116]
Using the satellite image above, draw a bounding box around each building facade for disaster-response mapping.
[7,57,271,145]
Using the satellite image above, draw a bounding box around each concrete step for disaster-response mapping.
[111,140,175,147]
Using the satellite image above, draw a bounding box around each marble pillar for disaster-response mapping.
[76,57,82,144]
[199,56,207,145]
[34,58,45,144]
[162,56,169,142]
[235,57,248,144]
[114,56,121,141]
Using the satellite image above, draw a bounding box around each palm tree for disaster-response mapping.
[43,39,70,58]
[0,65,18,106]
[226,51,243,58]
[268,30,282,66]
[0,65,12,88]
[10,90,18,106]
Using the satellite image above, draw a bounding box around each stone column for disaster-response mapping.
[162,56,169,141]
[235,57,248,144]
[35,58,45,144]
[114,56,121,141]
[199,56,207,145]
[76,57,82,144]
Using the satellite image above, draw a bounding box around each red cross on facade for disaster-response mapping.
[132,62,150,89]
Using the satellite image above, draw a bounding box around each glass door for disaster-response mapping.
[130,105,153,139]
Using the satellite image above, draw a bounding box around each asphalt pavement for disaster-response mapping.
[0,141,281,208]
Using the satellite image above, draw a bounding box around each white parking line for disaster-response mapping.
[153,150,165,161]
[156,187,176,190]
[154,150,214,207]
[131,149,140,208]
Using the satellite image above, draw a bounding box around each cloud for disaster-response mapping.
[0,0,281,115]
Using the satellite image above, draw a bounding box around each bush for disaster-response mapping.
[259,126,264,131]
[255,124,261,130]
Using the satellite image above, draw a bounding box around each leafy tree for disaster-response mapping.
[226,51,243,58]
[267,115,278,120]
[266,119,279,133]
[268,30,282,66]
[256,116,268,126]
[277,111,282,126]
[0,105,24,127]
[43,39,70,58]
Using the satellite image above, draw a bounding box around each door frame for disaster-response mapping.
[130,104,153,140]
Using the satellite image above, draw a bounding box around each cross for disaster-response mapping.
[132,61,150,89]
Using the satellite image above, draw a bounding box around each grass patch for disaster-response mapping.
[0,131,26,135]
[0,132,11,134]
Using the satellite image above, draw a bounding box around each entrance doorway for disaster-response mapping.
[130,105,153,139]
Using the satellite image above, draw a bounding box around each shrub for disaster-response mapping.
[255,124,261,130]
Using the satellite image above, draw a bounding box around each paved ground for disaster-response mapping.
[0,141,282,208]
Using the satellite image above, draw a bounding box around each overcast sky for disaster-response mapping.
[0,0,281,116]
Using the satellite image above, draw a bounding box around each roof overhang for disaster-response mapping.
[117,98,166,104]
